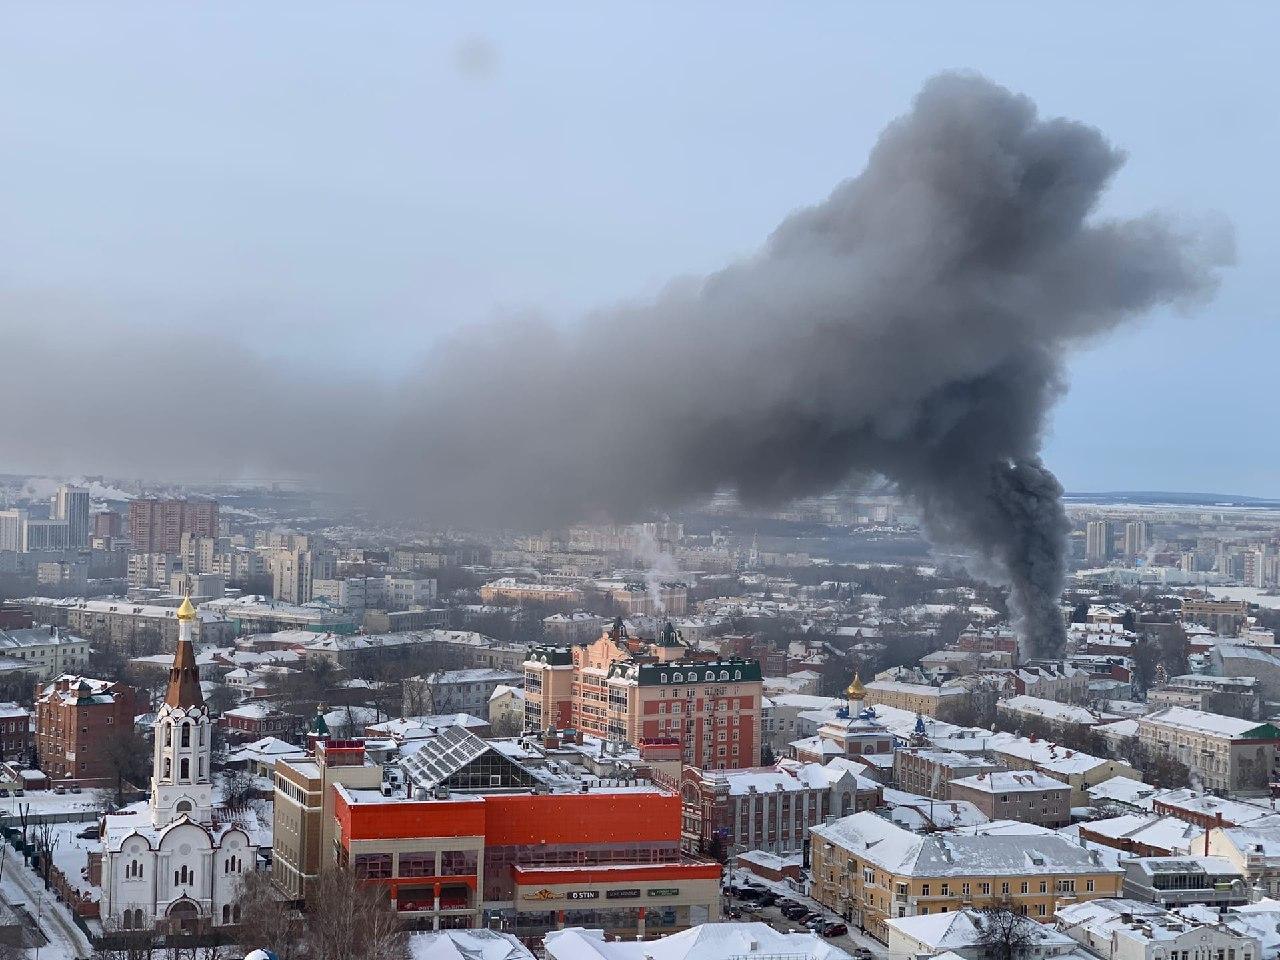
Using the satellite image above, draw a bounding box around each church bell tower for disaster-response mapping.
[150,597,214,828]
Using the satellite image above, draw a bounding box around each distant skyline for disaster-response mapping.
[0,3,1274,494]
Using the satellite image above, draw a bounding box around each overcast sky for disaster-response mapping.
[1,3,1274,496]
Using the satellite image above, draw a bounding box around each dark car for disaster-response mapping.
[76,825,99,840]
[782,904,810,921]
[777,898,801,910]
[758,892,779,906]
[822,922,848,938]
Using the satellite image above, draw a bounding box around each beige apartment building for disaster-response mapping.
[1180,598,1249,636]
[862,679,967,720]
[1137,706,1280,794]
[272,738,382,899]
[948,770,1071,828]
[810,812,1123,943]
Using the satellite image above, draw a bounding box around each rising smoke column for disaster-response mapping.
[0,73,1231,657]
[377,72,1229,656]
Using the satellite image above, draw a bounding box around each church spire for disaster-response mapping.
[165,597,204,709]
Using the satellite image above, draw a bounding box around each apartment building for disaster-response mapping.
[402,668,523,718]
[1180,598,1249,637]
[1056,899,1260,960]
[50,598,238,648]
[893,748,1001,799]
[0,703,31,763]
[479,579,584,606]
[1137,706,1280,794]
[989,737,1140,805]
[679,760,881,858]
[34,675,140,786]
[525,623,763,769]
[0,626,90,679]
[809,811,1122,943]
[948,770,1071,828]
[861,679,967,720]
[128,498,219,554]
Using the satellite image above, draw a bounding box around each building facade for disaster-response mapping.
[128,498,219,554]
[1137,707,1280,794]
[35,674,139,785]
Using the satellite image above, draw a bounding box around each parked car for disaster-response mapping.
[759,892,779,906]
[822,922,848,938]
[76,825,99,840]
[781,904,809,920]
[53,786,66,795]
[851,948,874,959]
[70,785,81,794]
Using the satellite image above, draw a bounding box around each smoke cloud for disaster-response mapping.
[0,73,1231,655]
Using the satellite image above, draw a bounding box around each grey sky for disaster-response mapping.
[0,3,1273,494]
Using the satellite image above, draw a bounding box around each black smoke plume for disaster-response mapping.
[0,73,1230,655]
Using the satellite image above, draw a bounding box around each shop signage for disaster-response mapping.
[567,890,600,901]
[606,889,642,900]
[647,888,680,897]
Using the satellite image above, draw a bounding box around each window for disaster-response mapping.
[1020,881,1029,894]
[921,884,930,896]
[980,883,991,895]
[399,853,436,878]
[1086,879,1095,892]
[353,854,392,879]
[180,758,190,780]
[962,882,970,896]
[1039,881,1047,893]
[1036,904,1046,917]
[181,724,190,747]
[940,883,949,896]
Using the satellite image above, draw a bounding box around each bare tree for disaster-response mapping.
[32,820,59,888]
[304,866,406,960]
[973,901,1041,960]
[235,870,304,960]
[101,724,151,806]
[220,766,256,812]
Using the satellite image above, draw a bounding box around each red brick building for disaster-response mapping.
[35,676,140,786]
[222,703,302,743]
[0,703,31,764]
[525,621,763,769]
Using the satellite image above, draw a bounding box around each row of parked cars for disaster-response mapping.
[724,881,849,939]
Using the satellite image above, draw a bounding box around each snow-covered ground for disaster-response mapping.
[0,843,92,959]
[726,867,884,959]
[0,791,106,820]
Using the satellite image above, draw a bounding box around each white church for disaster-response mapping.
[100,597,258,933]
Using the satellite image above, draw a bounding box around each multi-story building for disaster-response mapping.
[273,737,383,900]
[543,613,611,645]
[809,811,1123,942]
[1180,598,1249,637]
[402,668,524,718]
[271,548,337,605]
[1137,706,1280,793]
[893,748,1001,799]
[988,737,1139,806]
[37,559,89,589]
[861,679,967,720]
[1147,674,1261,718]
[0,702,31,763]
[22,518,70,552]
[599,582,688,617]
[1124,521,1149,557]
[948,770,1071,828]
[35,674,139,786]
[222,703,303,743]
[0,625,91,679]
[525,623,763,769]
[52,485,90,548]
[128,498,219,554]
[93,511,123,539]
[1120,857,1248,908]
[678,760,880,858]
[128,552,177,592]
[479,579,585,606]
[1055,898,1260,960]
[46,598,238,648]
[331,728,720,937]
[1086,520,1114,563]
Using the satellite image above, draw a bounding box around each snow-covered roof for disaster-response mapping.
[408,929,534,960]
[999,694,1120,725]
[950,770,1070,794]
[812,811,1118,877]
[543,924,851,960]
[1140,705,1275,740]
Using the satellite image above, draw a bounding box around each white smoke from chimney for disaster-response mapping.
[632,526,680,615]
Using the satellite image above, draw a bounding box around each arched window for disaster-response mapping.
[164,724,172,746]
[180,758,190,781]
[222,904,230,923]
[180,724,190,748]
[163,758,171,779]
[123,909,134,929]
[176,800,192,815]
[705,671,714,681]
[233,905,241,923]
[673,672,683,682]
[734,670,741,680]
[199,724,206,745]
[719,670,729,681]
[198,758,204,778]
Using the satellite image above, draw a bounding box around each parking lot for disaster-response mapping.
[722,872,887,960]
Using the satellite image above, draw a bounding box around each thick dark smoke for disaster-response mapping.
[0,73,1230,655]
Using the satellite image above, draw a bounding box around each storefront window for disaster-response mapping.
[353,854,392,879]
[399,853,436,878]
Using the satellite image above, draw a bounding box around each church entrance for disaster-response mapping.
[167,898,202,935]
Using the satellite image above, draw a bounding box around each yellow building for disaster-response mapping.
[809,812,1123,943]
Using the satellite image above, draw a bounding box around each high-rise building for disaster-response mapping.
[0,510,69,552]
[93,510,123,539]
[0,510,25,552]
[1085,520,1113,562]
[52,484,90,547]
[1123,520,1149,557]
[128,498,219,553]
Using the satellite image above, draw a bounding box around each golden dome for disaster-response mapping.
[176,596,196,621]
[846,673,865,700]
